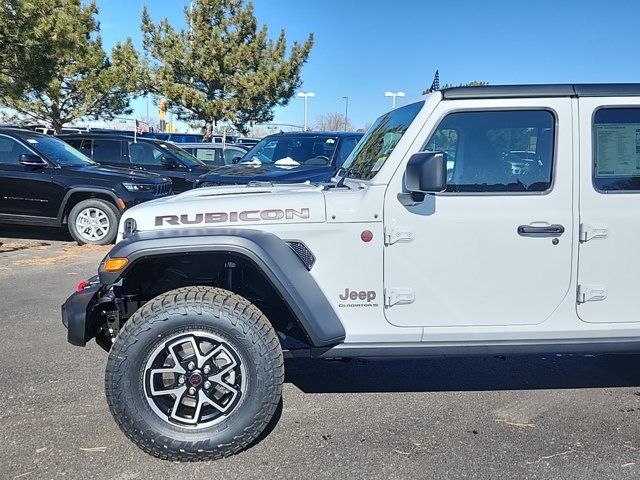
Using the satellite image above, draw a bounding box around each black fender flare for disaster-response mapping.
[98,228,346,347]
[58,187,123,222]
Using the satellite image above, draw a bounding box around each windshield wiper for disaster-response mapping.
[334,167,361,188]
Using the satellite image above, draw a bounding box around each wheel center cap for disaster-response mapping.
[188,371,203,387]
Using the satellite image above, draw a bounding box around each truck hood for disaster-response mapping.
[120,183,326,234]
[198,163,335,185]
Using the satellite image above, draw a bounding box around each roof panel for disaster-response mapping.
[441,84,640,100]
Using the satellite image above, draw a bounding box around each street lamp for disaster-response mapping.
[384,91,406,108]
[342,96,349,131]
[297,91,315,130]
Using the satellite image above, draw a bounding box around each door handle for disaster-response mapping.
[517,224,565,238]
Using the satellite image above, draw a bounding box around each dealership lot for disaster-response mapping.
[1,227,640,479]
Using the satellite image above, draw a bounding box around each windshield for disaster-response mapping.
[242,135,339,166]
[22,134,96,166]
[158,141,205,167]
[341,101,424,180]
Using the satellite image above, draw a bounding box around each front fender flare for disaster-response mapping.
[99,228,345,347]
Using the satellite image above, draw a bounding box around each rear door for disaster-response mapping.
[577,99,640,323]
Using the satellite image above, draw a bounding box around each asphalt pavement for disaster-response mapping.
[1,225,640,479]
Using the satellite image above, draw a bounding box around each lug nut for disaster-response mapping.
[187,361,195,371]
[178,375,186,385]
[203,381,211,389]
[188,387,196,395]
[203,365,211,374]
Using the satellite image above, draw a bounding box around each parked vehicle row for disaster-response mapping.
[0,129,364,243]
[0,129,172,244]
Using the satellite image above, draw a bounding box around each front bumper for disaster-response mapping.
[61,276,101,346]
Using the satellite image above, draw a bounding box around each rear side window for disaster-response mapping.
[593,108,640,192]
[93,139,123,163]
[193,147,221,165]
[425,110,555,193]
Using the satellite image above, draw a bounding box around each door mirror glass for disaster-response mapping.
[19,154,48,167]
[161,156,181,168]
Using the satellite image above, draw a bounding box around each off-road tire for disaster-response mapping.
[68,198,120,245]
[105,286,284,461]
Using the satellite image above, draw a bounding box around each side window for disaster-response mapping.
[425,110,555,193]
[334,137,360,167]
[0,136,32,165]
[223,148,243,165]
[93,139,123,163]
[194,147,220,165]
[128,141,164,166]
[593,108,640,192]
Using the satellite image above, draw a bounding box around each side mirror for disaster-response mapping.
[161,156,180,169]
[231,156,242,164]
[19,154,48,168]
[398,151,447,206]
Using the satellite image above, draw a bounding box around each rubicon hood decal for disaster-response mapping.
[156,208,310,226]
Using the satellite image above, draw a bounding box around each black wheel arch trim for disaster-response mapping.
[58,187,124,222]
[98,228,346,347]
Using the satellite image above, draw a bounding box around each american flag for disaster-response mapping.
[429,70,440,93]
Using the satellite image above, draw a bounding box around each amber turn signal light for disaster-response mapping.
[104,257,128,272]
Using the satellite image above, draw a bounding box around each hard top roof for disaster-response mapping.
[441,84,640,100]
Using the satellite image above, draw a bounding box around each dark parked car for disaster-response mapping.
[61,134,215,193]
[195,131,363,187]
[0,129,172,244]
[178,143,249,167]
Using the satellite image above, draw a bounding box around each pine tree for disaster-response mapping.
[0,0,142,133]
[141,0,314,138]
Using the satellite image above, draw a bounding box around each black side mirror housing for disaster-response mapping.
[232,156,242,164]
[398,152,447,206]
[19,154,48,168]
[161,156,180,169]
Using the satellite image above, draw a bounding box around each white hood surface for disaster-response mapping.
[122,183,327,234]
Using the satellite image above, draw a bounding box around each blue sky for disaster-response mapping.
[97,0,640,131]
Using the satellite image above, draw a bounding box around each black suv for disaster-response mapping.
[0,129,172,245]
[61,134,215,192]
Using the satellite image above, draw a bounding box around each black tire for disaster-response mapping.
[68,198,120,245]
[105,286,284,461]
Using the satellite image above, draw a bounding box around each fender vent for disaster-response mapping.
[286,241,315,270]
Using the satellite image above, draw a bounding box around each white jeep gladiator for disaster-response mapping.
[62,83,640,461]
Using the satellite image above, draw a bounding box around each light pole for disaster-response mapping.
[384,91,406,108]
[297,91,315,131]
[342,96,349,130]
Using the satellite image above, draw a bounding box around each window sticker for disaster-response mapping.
[595,124,640,177]
[26,139,38,144]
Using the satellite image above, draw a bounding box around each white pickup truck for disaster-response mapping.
[62,84,640,461]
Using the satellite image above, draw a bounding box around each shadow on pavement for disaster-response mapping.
[0,224,72,242]
[284,354,640,394]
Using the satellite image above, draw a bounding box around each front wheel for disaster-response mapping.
[68,199,120,245]
[105,287,284,461]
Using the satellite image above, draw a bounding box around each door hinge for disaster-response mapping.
[385,288,415,307]
[384,226,415,245]
[577,284,607,303]
[579,223,608,242]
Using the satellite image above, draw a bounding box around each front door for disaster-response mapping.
[384,99,574,327]
[577,100,640,323]
[0,134,61,218]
